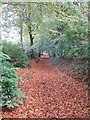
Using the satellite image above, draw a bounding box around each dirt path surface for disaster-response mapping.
[1,56,89,118]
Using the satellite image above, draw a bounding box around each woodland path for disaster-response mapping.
[1,55,88,118]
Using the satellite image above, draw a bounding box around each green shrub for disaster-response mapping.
[2,41,29,67]
[0,52,25,109]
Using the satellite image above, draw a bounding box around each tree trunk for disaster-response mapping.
[28,26,34,59]
[20,5,24,49]
[28,26,33,46]
[20,20,23,49]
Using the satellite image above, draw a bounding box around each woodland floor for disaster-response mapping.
[1,55,89,119]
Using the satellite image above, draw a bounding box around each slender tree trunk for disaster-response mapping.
[28,26,33,46]
[20,5,24,49]
[28,26,34,59]
[20,19,23,49]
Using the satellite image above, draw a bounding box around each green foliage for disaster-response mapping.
[0,52,25,109]
[2,41,29,67]
[2,2,88,60]
[2,2,89,60]
[34,2,88,60]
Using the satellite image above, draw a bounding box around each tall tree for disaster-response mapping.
[19,4,23,49]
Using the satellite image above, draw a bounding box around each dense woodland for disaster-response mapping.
[0,1,89,118]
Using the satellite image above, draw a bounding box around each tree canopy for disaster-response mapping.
[1,2,88,59]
